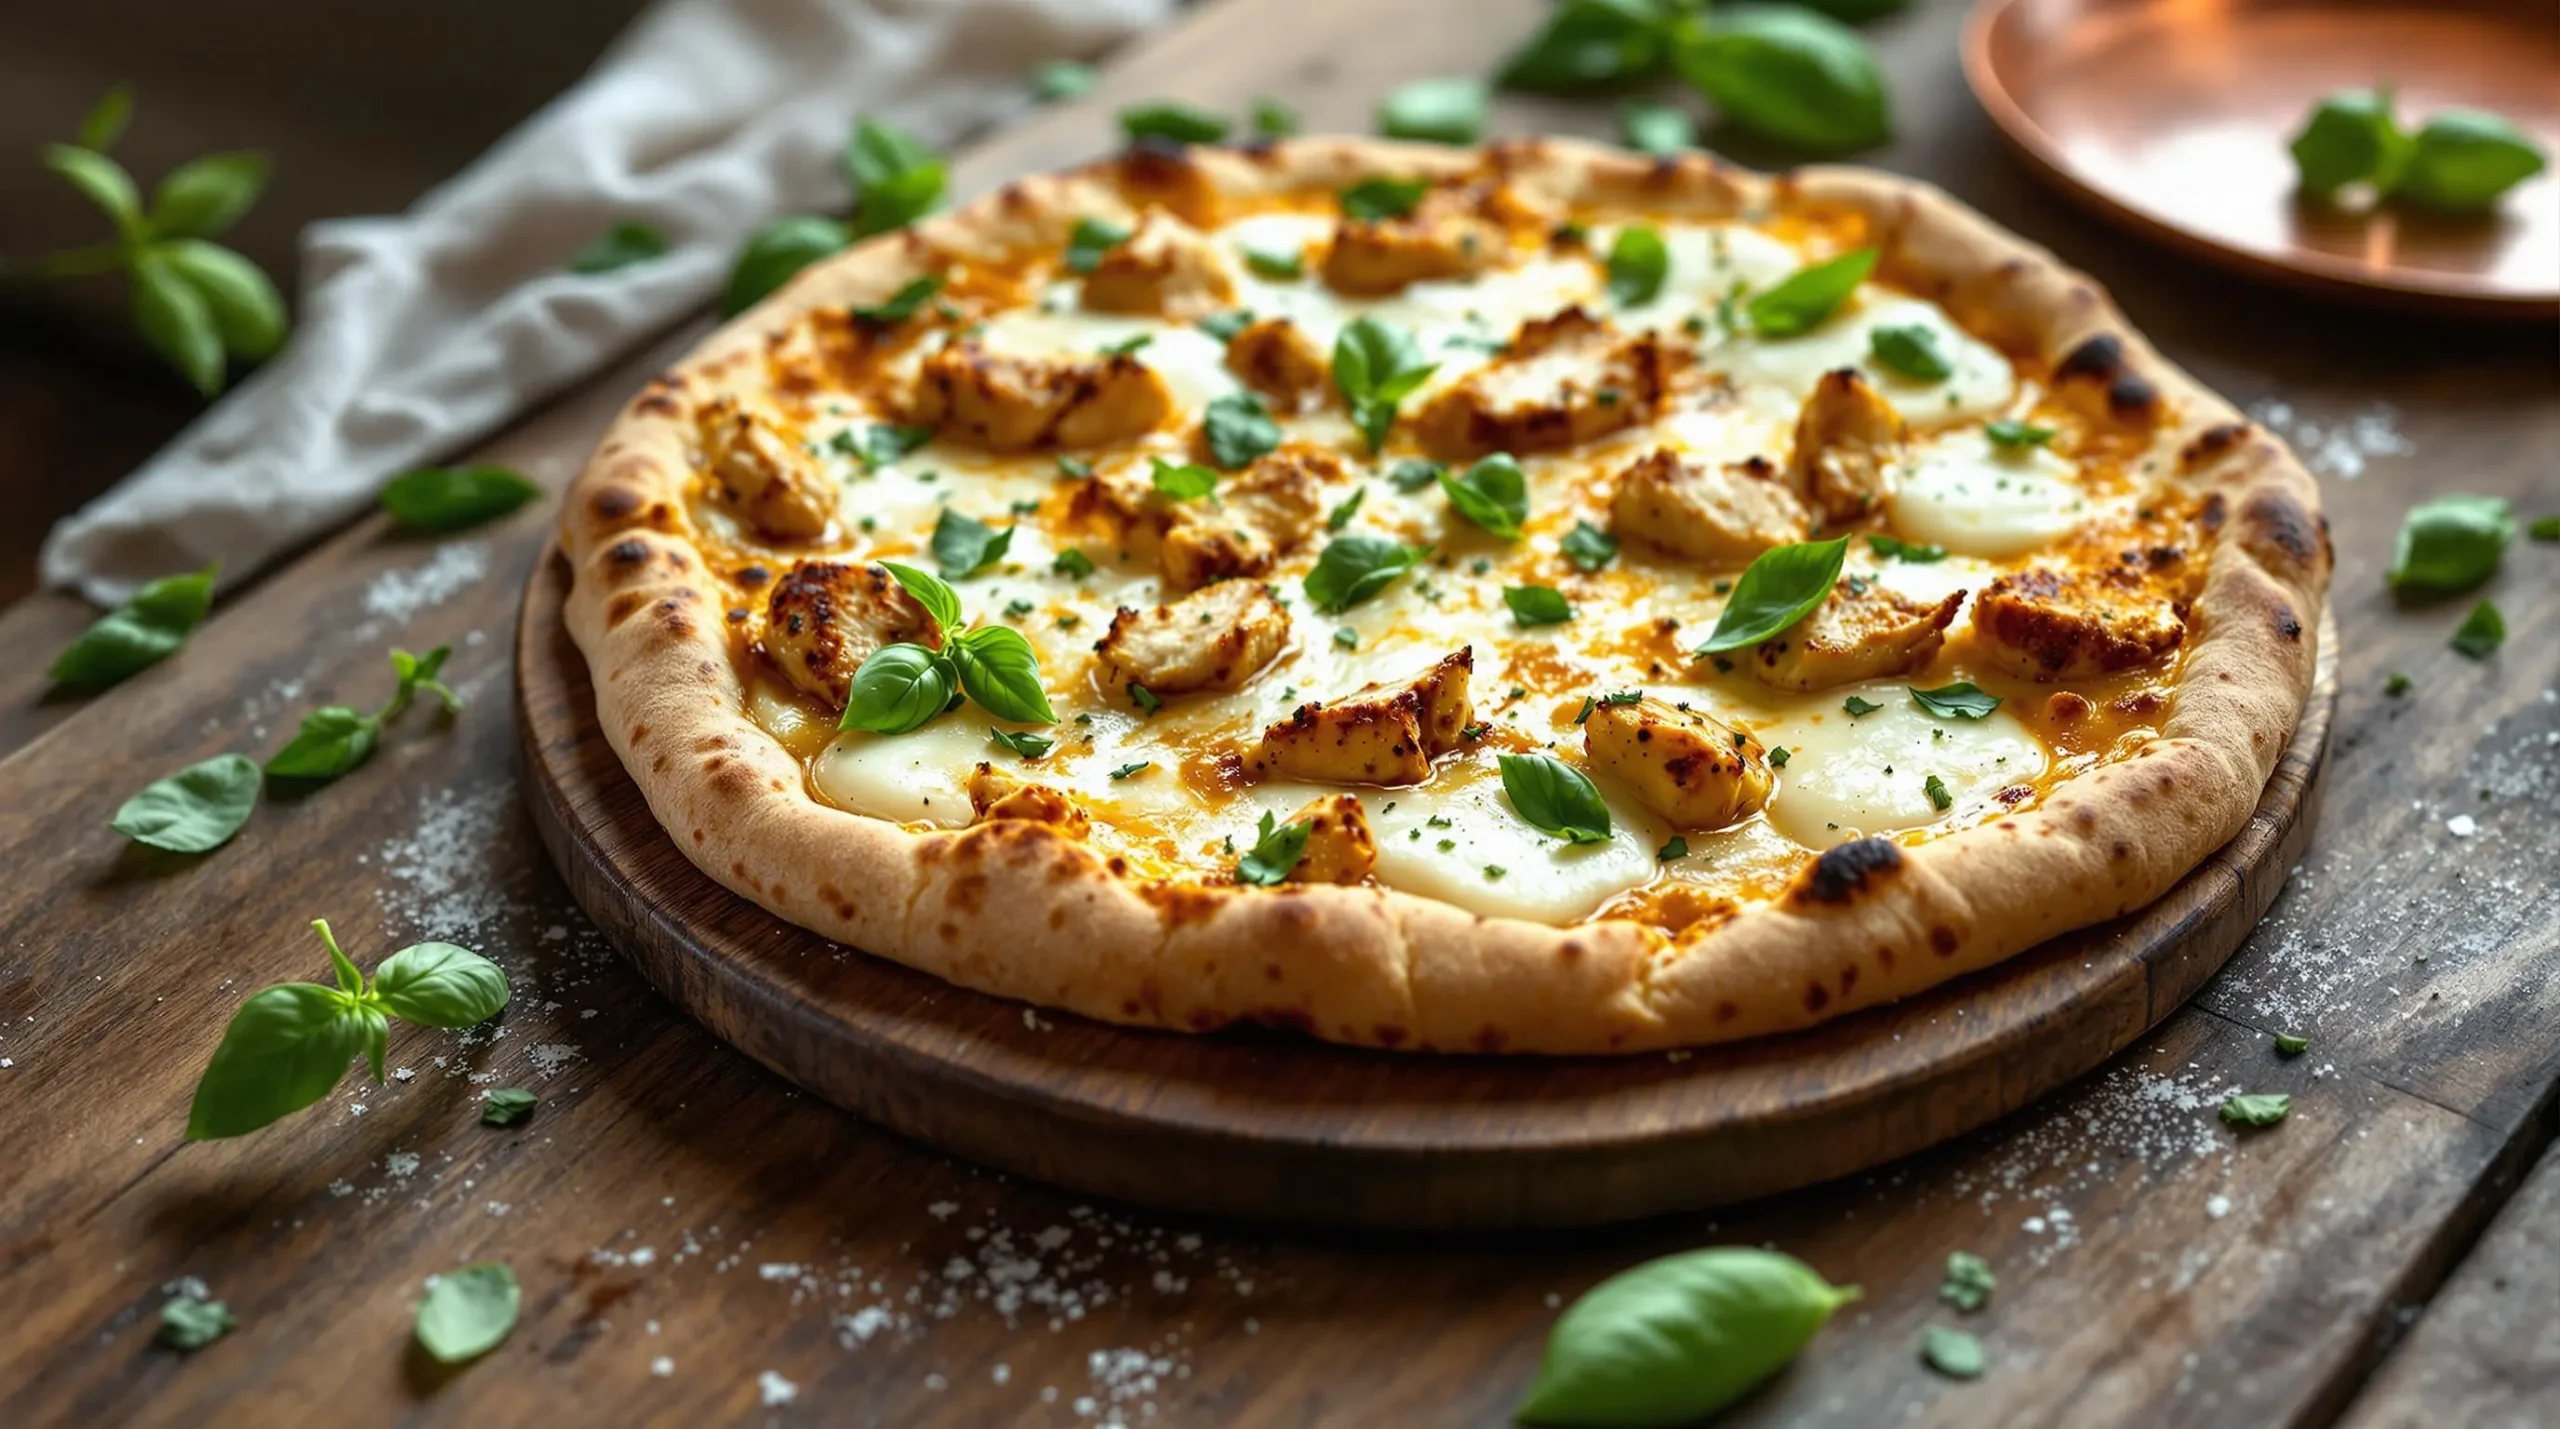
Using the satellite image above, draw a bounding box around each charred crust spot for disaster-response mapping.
[606,590,649,627]
[1253,1008,1316,1036]
[634,389,681,418]
[2180,421,2250,469]
[1475,1026,1509,1053]
[1558,939,1585,963]
[2054,333,2126,385]
[2201,493,2228,533]
[1713,1000,1739,1023]
[1838,965,1858,995]
[607,538,650,567]
[2241,490,2322,566]
[2275,605,2302,640]
[1799,837,1903,904]
[1928,925,1959,957]
[591,485,641,522]
[1804,980,1831,1013]
[1372,1024,1408,1048]
[2108,373,2158,420]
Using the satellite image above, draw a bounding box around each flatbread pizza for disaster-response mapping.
[559,137,2328,1054]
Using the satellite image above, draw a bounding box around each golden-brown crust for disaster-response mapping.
[560,137,2329,1055]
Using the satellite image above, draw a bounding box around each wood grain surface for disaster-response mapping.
[1,0,2556,1423]
[517,546,2339,1229]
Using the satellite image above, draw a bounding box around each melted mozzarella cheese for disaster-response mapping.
[1752,693,2044,847]
[975,301,1242,416]
[1604,223,1801,338]
[1723,293,2013,427]
[1889,431,2093,559]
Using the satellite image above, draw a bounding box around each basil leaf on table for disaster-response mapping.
[1679,5,1891,153]
[844,117,945,238]
[2289,88,2407,196]
[185,982,374,1140]
[371,942,512,1027]
[156,1296,237,1351]
[264,705,382,781]
[951,625,1059,724]
[1497,0,1696,92]
[414,1262,520,1365]
[1332,316,1438,452]
[1869,323,1950,381]
[1235,810,1313,886]
[1505,585,1575,627]
[148,151,268,239]
[1303,533,1426,613]
[481,1087,538,1126]
[1920,1324,1986,1379]
[1118,102,1230,146]
[1619,99,1698,157]
[1064,216,1131,274]
[849,275,944,325]
[379,465,542,532]
[568,220,670,275]
[1203,393,1281,469]
[2219,1091,2293,1127]
[880,561,965,630]
[131,247,225,396]
[1745,247,1878,336]
[2387,494,2511,591]
[1497,752,1612,844]
[720,214,845,316]
[2395,110,2547,212]
[1379,78,1488,145]
[1694,536,1849,653]
[157,239,287,360]
[1605,225,1669,307]
[2449,600,2505,660]
[49,565,216,691]
[841,644,961,734]
[1908,682,2000,720]
[1562,521,1619,572]
[112,753,260,854]
[930,509,1015,579]
[1340,177,1430,222]
[1516,1246,1858,1426]
[1150,458,1221,501]
[1030,60,1096,102]
[1440,454,1530,539]
[1939,1251,1996,1312]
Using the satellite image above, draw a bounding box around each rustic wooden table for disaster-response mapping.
[3,0,2555,1423]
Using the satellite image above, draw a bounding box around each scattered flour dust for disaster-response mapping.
[757,1369,799,1406]
[2243,398,2414,481]
[359,541,492,633]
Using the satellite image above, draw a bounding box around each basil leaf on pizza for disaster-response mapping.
[1909,682,2000,719]
[1332,316,1438,452]
[1746,248,1877,336]
[1983,419,2055,451]
[1235,811,1313,885]
[1869,323,1951,381]
[850,275,944,325]
[1149,458,1220,500]
[1561,521,1618,571]
[879,561,965,631]
[1505,585,1574,627]
[842,644,961,734]
[1694,536,1849,653]
[1605,225,1669,307]
[1304,533,1426,613]
[1202,393,1281,469]
[1440,454,1529,539]
[950,625,1059,724]
[929,510,1014,579]
[1118,102,1229,146]
[1064,217,1130,274]
[1339,177,1429,221]
[989,727,1054,758]
[1499,752,1611,844]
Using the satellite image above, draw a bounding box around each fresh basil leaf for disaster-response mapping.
[1203,393,1281,469]
[1031,59,1096,102]
[1923,772,1953,810]
[2289,88,2406,195]
[1052,548,1096,578]
[1332,316,1438,452]
[720,214,846,316]
[951,625,1058,724]
[2273,1033,2310,1057]
[414,1262,519,1365]
[1562,521,1619,571]
[1505,585,1574,626]
[852,423,935,471]
[2529,515,2560,542]
[845,118,945,238]
[1065,216,1131,275]
[877,561,964,632]
[1236,810,1313,886]
[43,142,143,239]
[1695,536,1848,653]
[49,565,216,691]
[148,151,267,240]
[1657,835,1689,862]
[1388,458,1446,493]
[1304,533,1426,612]
[185,982,370,1139]
[131,247,225,395]
[1340,177,1429,222]
[1746,248,1878,336]
[1498,752,1612,844]
[1867,533,1946,562]
[388,644,462,718]
[153,239,287,360]
[2219,1091,2293,1127]
[481,1087,538,1126]
[264,705,382,780]
[112,753,260,853]
[1843,694,1882,716]
[2389,494,2512,591]
[1254,97,1299,138]
[372,942,510,1028]
[1498,0,1691,92]
[1149,457,1220,501]
[1921,1324,1986,1379]
[77,84,133,152]
[850,274,945,325]
[1126,682,1163,715]
[1440,454,1529,539]
[1984,419,2055,450]
[931,509,1015,579]
[2450,600,2505,659]
[1327,486,1368,532]
[989,727,1055,758]
[379,465,541,532]
[1909,682,2000,720]
[1795,0,1907,18]
[2395,109,2547,212]
[1109,760,1153,780]
[568,219,668,275]
[1198,308,1255,341]
[1332,625,1360,650]
[1096,333,1152,358]
[1379,78,1488,145]
[1520,1246,1857,1424]
[157,1296,236,1351]
[841,643,960,734]
[1620,98,1698,156]
[1869,323,1951,381]
[1242,245,1305,280]
[1939,1251,1996,1313]
[1679,6,1890,153]
[1119,102,1229,146]
[1606,225,1670,307]
[317,920,364,999]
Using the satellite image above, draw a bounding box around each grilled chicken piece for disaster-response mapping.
[1582,696,1774,831]
[1972,566,2186,680]
[1414,306,1666,460]
[1080,212,1238,321]
[699,397,836,541]
[1750,582,1963,693]
[761,561,943,709]
[966,763,1090,836]
[1162,447,1338,592]
[1283,794,1377,885]
[1248,649,1474,787]
[1788,368,1906,524]
[1223,317,1331,413]
[1094,580,1290,697]
[1611,449,1811,566]
[1320,180,1555,296]
[910,339,1173,451]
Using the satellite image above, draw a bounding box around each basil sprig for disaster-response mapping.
[721,215,845,315]
[2292,88,2547,212]
[1869,323,1951,381]
[1562,521,1619,571]
[48,563,215,691]
[568,220,668,275]
[1203,392,1281,469]
[2387,493,2511,592]
[1379,78,1489,145]
[1440,454,1530,539]
[1909,682,2000,720]
[1506,585,1574,627]
[187,920,509,1140]
[843,562,1056,732]
[1677,6,1891,153]
[930,509,1015,579]
[1695,536,1848,653]
[379,465,541,532]
[1519,1247,1858,1424]
[1606,225,1669,307]
[1236,810,1314,885]
[415,1262,520,1365]
[1340,177,1429,221]
[846,117,946,238]
[1497,0,1704,92]
[1746,248,1877,336]
[1303,533,1427,613]
[1119,102,1230,146]
[112,753,260,854]
[1333,317,1439,452]
[266,644,459,782]
[1498,752,1612,844]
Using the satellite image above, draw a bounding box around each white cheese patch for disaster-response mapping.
[1604,223,1801,337]
[1723,293,2014,428]
[974,302,1241,417]
[812,717,992,829]
[1754,693,2044,847]
[1890,432,2094,559]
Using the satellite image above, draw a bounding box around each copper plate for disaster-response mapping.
[1965,0,2560,318]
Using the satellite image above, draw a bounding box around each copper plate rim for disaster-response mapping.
[1961,0,2560,321]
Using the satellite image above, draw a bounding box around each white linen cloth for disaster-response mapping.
[42,0,1173,606]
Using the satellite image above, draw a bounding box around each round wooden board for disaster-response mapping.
[516,546,2337,1230]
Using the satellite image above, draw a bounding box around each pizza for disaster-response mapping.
[559,137,2328,1055]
